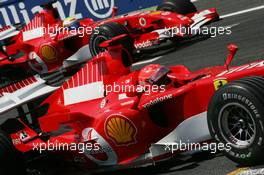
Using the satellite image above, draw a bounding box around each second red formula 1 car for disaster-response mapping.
[1,38,264,174]
[0,0,219,86]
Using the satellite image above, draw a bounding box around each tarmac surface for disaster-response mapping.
[1,0,264,174]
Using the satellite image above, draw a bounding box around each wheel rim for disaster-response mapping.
[92,35,108,55]
[218,103,256,148]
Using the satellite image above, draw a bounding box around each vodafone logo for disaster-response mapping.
[84,0,114,19]
[134,40,153,49]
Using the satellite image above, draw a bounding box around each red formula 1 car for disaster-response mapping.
[1,40,264,174]
[0,0,219,83]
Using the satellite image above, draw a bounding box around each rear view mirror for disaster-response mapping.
[225,44,238,69]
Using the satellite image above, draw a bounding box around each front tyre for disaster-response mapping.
[89,22,133,57]
[157,0,197,14]
[207,76,264,166]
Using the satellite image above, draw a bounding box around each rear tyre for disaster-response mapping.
[89,22,133,57]
[157,0,197,14]
[0,130,26,175]
[207,76,264,166]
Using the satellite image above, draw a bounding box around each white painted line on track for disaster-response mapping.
[133,56,163,66]
[221,5,264,18]
[222,23,240,29]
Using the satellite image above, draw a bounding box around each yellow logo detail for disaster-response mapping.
[105,115,137,146]
[40,45,57,62]
[214,79,228,90]
[227,168,249,175]
[63,17,77,27]
[150,11,161,15]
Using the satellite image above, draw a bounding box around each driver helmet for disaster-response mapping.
[63,17,80,30]
[138,64,171,86]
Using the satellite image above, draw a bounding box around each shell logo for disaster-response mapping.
[40,45,58,62]
[105,115,137,146]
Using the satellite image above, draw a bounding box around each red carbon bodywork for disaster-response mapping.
[0,7,218,73]
[0,9,92,73]
[9,44,264,169]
